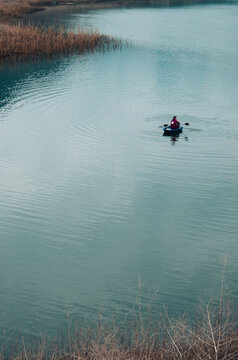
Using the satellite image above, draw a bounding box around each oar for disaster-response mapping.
[163,122,189,127]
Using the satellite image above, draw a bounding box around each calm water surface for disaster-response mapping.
[0,2,238,341]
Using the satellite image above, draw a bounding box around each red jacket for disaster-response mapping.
[170,118,180,129]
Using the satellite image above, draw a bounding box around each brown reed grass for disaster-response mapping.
[0,23,119,60]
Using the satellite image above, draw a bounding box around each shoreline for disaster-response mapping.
[24,0,228,21]
[0,0,225,61]
[1,0,225,22]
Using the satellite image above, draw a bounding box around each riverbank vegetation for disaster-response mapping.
[1,298,238,360]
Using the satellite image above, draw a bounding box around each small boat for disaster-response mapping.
[163,126,183,136]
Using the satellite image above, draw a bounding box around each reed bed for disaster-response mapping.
[0,23,120,60]
[1,299,238,360]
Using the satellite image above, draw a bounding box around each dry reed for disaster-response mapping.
[0,23,119,60]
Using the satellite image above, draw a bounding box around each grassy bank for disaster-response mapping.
[1,300,238,360]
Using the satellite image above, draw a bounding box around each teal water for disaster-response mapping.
[0,2,238,341]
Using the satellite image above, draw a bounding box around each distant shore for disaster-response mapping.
[0,0,223,21]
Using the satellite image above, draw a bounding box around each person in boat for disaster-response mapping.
[170,116,180,129]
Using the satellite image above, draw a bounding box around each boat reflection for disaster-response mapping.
[168,133,189,145]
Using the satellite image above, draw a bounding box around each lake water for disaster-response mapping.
[0,1,238,342]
